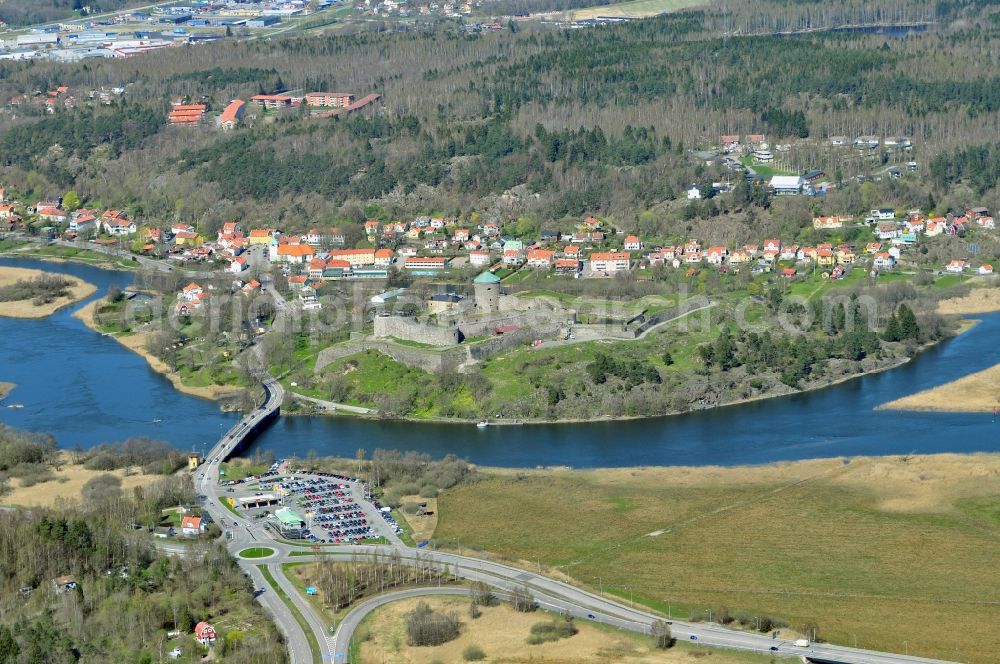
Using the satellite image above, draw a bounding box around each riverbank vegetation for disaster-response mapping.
[432,454,1000,663]
[0,266,95,318]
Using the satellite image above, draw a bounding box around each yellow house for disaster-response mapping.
[187,453,200,470]
[248,228,276,245]
[174,231,203,247]
[817,249,836,267]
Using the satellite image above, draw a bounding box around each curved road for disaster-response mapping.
[179,327,955,664]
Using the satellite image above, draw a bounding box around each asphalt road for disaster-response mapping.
[181,316,956,664]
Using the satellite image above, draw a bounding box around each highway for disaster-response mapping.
[177,331,955,664]
[187,416,956,664]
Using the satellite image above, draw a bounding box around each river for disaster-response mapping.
[1,257,998,467]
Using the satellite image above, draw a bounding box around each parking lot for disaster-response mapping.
[220,460,403,544]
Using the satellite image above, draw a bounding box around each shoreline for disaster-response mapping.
[878,359,1000,413]
[0,265,97,318]
[73,300,243,402]
[290,351,918,427]
[0,381,14,400]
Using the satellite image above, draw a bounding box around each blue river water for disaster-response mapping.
[1,257,998,467]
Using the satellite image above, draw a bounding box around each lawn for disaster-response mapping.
[434,455,1000,663]
[933,274,969,289]
[571,0,707,19]
[738,154,795,177]
[239,546,275,558]
[218,461,270,482]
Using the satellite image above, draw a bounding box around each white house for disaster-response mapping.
[228,256,249,273]
[103,218,137,236]
[590,251,631,274]
[469,250,491,267]
[69,214,97,234]
[623,235,642,251]
[978,264,994,275]
[180,515,203,536]
[873,252,895,270]
[686,185,701,200]
[946,259,967,273]
[870,208,895,221]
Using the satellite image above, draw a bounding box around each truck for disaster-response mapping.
[793,639,810,647]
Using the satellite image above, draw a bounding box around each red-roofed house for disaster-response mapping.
[103,217,136,236]
[273,243,316,264]
[181,515,203,536]
[978,264,994,275]
[469,249,491,267]
[705,246,728,265]
[527,249,555,268]
[250,94,292,109]
[374,249,394,267]
[37,207,67,222]
[194,622,216,646]
[623,235,642,251]
[229,255,249,273]
[946,259,967,273]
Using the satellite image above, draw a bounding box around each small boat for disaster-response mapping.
[476,421,489,429]
[7,404,24,409]
[151,418,162,424]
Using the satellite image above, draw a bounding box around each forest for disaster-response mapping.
[0,1,995,241]
[0,431,286,663]
[0,0,135,27]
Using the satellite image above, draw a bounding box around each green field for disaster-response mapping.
[739,154,795,177]
[434,455,1000,663]
[570,0,707,19]
[239,547,275,559]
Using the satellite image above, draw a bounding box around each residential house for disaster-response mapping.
[728,249,751,265]
[453,228,470,243]
[373,249,394,267]
[563,245,581,260]
[798,247,818,262]
[720,134,740,152]
[582,216,602,230]
[977,216,995,230]
[781,267,797,278]
[502,249,525,266]
[876,222,900,240]
[872,252,895,269]
[364,220,380,236]
[195,622,217,647]
[817,248,835,267]
[968,206,990,219]
[590,251,631,274]
[228,256,249,273]
[686,184,702,200]
[554,258,581,276]
[779,245,798,261]
[469,250,491,267]
[248,228,277,245]
[181,515,203,536]
[242,279,261,295]
[52,575,78,594]
[946,259,967,273]
[623,235,642,251]
[925,219,944,237]
[37,206,67,223]
[763,239,781,254]
[978,264,994,275]
[871,208,895,221]
[836,246,856,264]
[153,526,174,539]
[744,244,759,257]
[813,215,843,230]
[527,249,555,268]
[69,212,97,234]
[273,243,316,265]
[305,227,345,247]
[103,217,136,236]
[705,246,728,265]
[572,232,603,244]
[904,218,925,234]
[0,204,15,219]
[865,242,883,254]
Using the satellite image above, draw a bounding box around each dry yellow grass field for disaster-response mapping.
[937,286,1000,314]
[73,301,241,401]
[879,363,1000,412]
[399,494,438,543]
[0,266,96,318]
[435,455,1000,663]
[358,596,771,664]
[2,455,150,508]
